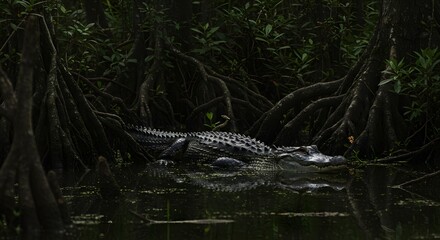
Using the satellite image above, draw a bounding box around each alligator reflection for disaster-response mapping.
[145,163,350,192]
[64,164,440,239]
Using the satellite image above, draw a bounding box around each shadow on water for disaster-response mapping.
[61,163,440,240]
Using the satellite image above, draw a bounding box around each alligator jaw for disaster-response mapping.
[277,154,348,173]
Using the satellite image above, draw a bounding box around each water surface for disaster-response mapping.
[64,163,440,239]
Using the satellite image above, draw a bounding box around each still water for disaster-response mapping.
[63,163,440,239]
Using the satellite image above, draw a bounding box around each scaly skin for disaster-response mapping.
[127,125,347,172]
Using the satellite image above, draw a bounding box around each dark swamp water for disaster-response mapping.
[62,163,440,240]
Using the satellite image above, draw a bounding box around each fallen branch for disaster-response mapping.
[375,138,440,163]
[129,210,234,225]
[393,170,440,188]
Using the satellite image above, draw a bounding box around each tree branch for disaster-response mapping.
[255,79,343,144]
[274,95,345,146]
[170,46,237,131]
[375,138,440,163]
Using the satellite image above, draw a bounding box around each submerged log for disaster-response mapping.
[96,156,121,199]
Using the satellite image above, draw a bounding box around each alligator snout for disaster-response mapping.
[328,155,347,165]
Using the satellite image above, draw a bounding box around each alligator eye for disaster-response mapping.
[294,147,309,154]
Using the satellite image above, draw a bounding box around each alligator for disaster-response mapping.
[127,125,347,173]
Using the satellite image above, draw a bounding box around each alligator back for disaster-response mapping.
[187,131,272,155]
[127,125,188,152]
[126,125,274,162]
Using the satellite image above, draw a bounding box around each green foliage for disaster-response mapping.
[0,0,380,112]
[187,0,378,97]
[382,48,440,134]
[339,1,378,66]
[60,15,100,72]
[54,1,137,81]
[191,23,226,55]
[103,49,137,76]
[406,48,440,123]
[380,58,409,94]
[139,2,170,33]
[0,0,379,96]
[2,0,44,16]
[0,0,48,65]
[204,112,221,130]
[217,0,317,89]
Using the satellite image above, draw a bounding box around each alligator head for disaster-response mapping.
[274,145,347,172]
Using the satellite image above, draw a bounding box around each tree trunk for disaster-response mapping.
[317,0,433,156]
[0,16,64,238]
[254,0,437,159]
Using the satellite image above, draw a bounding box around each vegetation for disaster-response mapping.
[0,0,439,237]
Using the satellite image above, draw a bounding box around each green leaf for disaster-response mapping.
[265,24,273,36]
[278,46,291,50]
[206,112,213,121]
[255,37,269,44]
[192,48,207,54]
[301,53,308,61]
[10,23,18,30]
[273,33,284,39]
[432,59,440,69]
[85,23,95,29]
[145,55,154,62]
[203,23,209,31]
[378,78,394,86]
[212,40,226,45]
[388,59,396,70]
[16,0,30,9]
[191,28,203,35]
[394,80,401,93]
[207,26,219,38]
[417,57,427,69]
